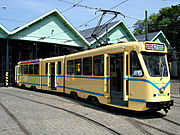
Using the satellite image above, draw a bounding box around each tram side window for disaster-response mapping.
[21,65,24,74]
[130,51,143,77]
[29,65,33,74]
[93,55,104,76]
[24,65,28,74]
[74,59,82,75]
[58,61,61,75]
[45,63,48,74]
[67,60,73,75]
[34,64,39,75]
[83,57,92,75]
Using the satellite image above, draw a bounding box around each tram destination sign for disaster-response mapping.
[145,43,164,51]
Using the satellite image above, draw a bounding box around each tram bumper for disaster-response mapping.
[146,100,174,110]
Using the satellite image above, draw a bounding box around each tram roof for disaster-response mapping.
[64,41,167,59]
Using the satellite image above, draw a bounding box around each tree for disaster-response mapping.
[133,5,180,52]
[133,20,146,35]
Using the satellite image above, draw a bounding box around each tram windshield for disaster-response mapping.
[142,52,168,77]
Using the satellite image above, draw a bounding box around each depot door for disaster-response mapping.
[110,53,127,106]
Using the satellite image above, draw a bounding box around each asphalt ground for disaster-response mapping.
[0,87,180,135]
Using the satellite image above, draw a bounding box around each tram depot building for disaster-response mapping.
[0,9,178,86]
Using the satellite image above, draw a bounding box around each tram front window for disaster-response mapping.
[142,52,168,77]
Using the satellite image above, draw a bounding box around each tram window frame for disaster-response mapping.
[93,55,104,76]
[74,59,82,75]
[58,61,61,75]
[34,64,39,75]
[24,65,28,74]
[67,60,74,75]
[130,51,144,77]
[45,63,48,74]
[83,57,92,75]
[29,64,33,74]
[21,65,24,74]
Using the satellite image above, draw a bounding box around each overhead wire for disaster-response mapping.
[51,0,130,38]
[76,0,131,28]
[0,0,140,44]
[61,0,83,13]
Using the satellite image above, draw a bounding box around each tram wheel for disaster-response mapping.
[21,84,26,89]
[90,96,100,105]
[71,92,78,99]
[31,86,36,91]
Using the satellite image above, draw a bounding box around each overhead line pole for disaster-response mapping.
[145,10,148,41]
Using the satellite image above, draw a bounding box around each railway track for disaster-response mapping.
[122,117,152,135]
[0,90,122,135]
[110,110,178,135]
[0,88,102,112]
[161,117,180,127]
[0,89,152,135]
[128,118,177,135]
[0,89,178,135]
[171,96,180,100]
[0,102,32,135]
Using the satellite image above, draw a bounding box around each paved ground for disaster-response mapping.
[0,87,179,135]
[171,79,180,94]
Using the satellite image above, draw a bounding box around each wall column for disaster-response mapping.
[5,38,9,87]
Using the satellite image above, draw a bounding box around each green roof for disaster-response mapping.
[0,9,90,47]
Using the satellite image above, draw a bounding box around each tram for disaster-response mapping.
[15,41,173,112]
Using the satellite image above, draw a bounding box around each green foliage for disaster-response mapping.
[133,20,146,35]
[133,4,180,51]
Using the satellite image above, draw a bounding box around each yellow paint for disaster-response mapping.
[6,72,8,86]
[14,41,171,111]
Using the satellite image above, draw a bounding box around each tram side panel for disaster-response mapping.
[64,55,107,104]
[17,60,42,89]
[42,57,65,92]
[41,61,49,90]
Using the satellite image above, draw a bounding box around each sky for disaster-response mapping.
[0,0,179,32]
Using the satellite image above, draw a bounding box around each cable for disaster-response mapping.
[125,16,140,21]
[61,0,83,13]
[57,0,76,5]
[0,0,139,43]
[110,0,128,10]
[0,17,26,23]
[76,0,129,29]
[48,0,133,39]
[74,4,101,11]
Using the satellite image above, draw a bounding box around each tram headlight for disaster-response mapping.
[159,86,165,93]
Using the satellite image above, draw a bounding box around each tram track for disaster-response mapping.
[171,96,180,100]
[0,89,178,135]
[0,89,152,135]
[174,101,180,105]
[127,118,177,135]
[112,112,178,135]
[0,90,122,135]
[0,89,155,135]
[0,88,102,112]
[0,102,32,135]
[161,117,180,127]
[122,117,152,135]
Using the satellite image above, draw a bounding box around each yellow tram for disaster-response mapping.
[15,41,173,112]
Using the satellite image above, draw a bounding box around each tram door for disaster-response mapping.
[50,63,56,90]
[110,53,127,106]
